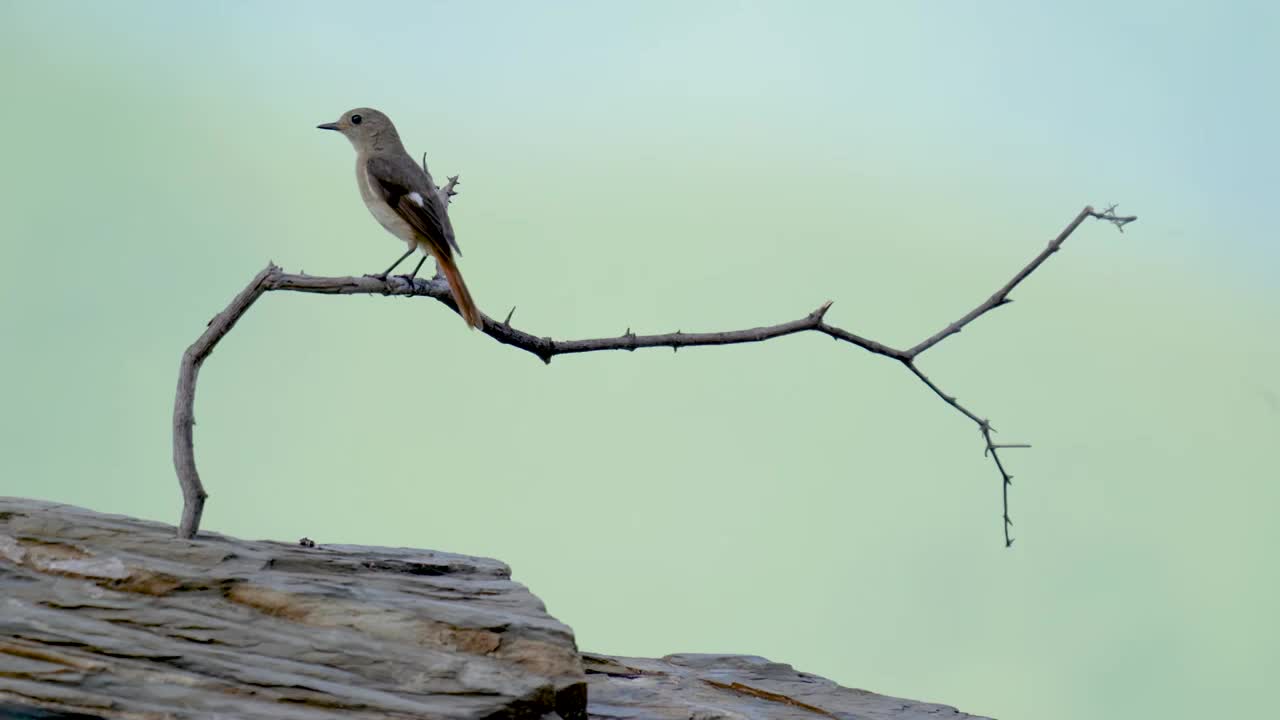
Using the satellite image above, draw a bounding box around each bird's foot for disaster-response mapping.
[365,272,390,282]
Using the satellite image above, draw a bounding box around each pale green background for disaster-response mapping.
[2,2,1277,718]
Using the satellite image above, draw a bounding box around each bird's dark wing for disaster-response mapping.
[365,155,461,257]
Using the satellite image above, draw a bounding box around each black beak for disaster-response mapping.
[316,122,340,131]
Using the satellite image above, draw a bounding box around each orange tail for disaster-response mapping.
[434,252,483,329]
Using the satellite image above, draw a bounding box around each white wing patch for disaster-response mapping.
[407,192,425,206]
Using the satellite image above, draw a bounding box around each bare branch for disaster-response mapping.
[1093,203,1137,232]
[264,272,851,364]
[422,152,460,205]
[173,265,277,539]
[906,205,1133,358]
[173,206,1136,544]
[439,174,461,201]
[988,443,1032,453]
[901,359,1023,546]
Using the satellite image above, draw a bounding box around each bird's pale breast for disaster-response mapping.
[356,158,418,246]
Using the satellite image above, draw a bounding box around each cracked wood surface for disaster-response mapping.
[584,654,994,720]
[1,499,993,719]
[0,499,585,719]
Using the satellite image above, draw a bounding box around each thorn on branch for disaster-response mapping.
[503,306,516,327]
[811,300,834,324]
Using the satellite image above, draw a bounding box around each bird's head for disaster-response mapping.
[317,108,398,151]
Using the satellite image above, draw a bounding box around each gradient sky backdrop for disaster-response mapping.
[2,3,1277,719]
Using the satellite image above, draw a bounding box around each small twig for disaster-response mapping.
[173,205,1136,543]
[423,151,461,205]
[1092,203,1137,233]
[440,174,461,199]
[908,206,1100,357]
[902,353,1025,546]
[983,424,1017,548]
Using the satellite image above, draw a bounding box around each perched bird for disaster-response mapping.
[318,108,483,329]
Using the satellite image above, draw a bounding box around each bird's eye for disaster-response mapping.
[350,114,362,125]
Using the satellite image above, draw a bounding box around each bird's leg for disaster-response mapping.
[369,248,415,281]
[405,256,428,292]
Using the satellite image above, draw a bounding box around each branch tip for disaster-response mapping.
[1089,203,1137,233]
